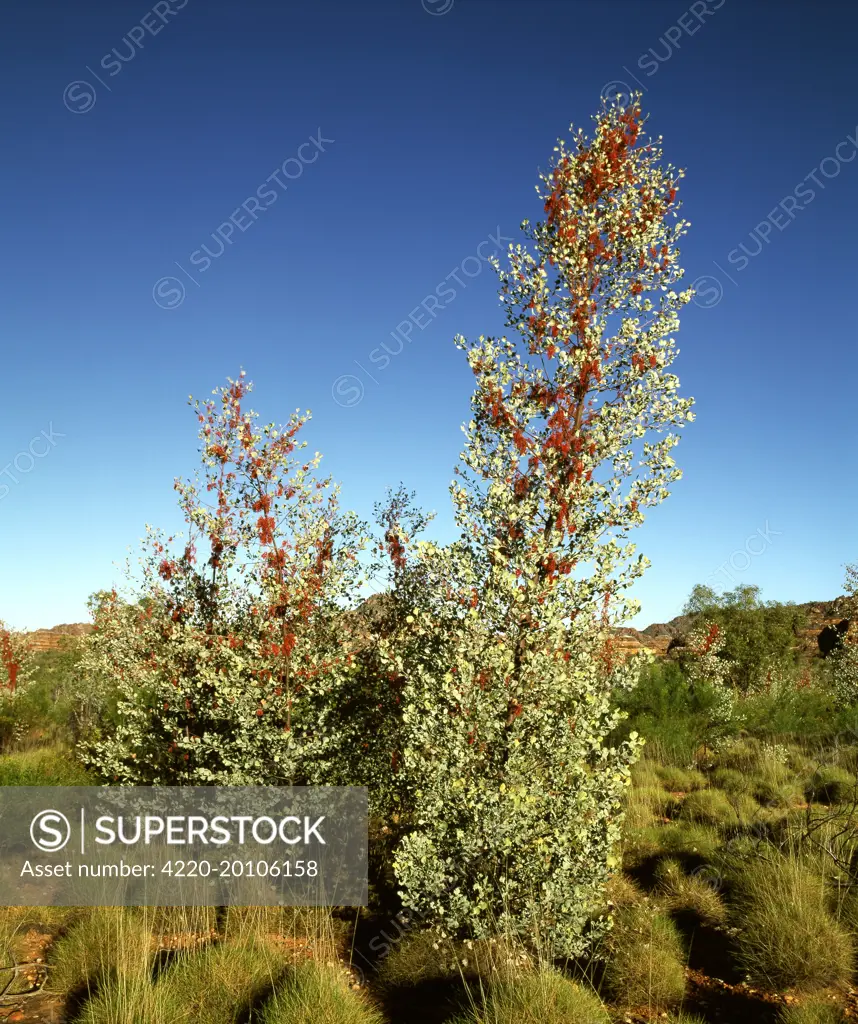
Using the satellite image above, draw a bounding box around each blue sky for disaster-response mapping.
[1,0,855,631]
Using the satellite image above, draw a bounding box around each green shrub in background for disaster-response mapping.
[0,643,116,753]
[681,583,809,693]
[613,658,737,765]
[0,620,36,750]
[739,676,840,743]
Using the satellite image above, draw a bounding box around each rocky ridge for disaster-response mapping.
[609,596,857,661]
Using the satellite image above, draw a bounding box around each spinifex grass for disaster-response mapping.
[450,971,610,1024]
[729,853,853,991]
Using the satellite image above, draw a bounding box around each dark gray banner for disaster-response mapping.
[0,786,367,906]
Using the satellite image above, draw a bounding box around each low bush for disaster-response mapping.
[374,929,463,990]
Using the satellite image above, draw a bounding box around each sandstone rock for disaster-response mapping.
[24,623,93,653]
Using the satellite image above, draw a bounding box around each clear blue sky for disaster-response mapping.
[1,0,856,631]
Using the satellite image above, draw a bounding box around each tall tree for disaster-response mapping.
[392,95,694,957]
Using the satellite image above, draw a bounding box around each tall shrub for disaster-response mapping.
[391,96,694,956]
[81,373,369,785]
[300,484,439,819]
[0,621,35,749]
[0,622,33,696]
[680,621,736,741]
[681,584,807,692]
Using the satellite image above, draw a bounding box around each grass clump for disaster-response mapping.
[625,820,721,867]
[601,904,687,1010]
[0,746,92,785]
[605,873,647,910]
[713,739,763,774]
[752,776,805,809]
[779,998,845,1024]
[806,766,856,805]
[631,760,662,789]
[261,960,385,1024]
[654,857,727,926]
[654,765,708,792]
[731,856,853,991]
[79,936,285,1024]
[679,788,740,827]
[138,905,217,944]
[451,972,610,1024]
[625,785,676,830]
[709,767,750,795]
[48,907,152,997]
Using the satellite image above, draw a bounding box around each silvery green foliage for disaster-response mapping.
[392,98,694,957]
[683,621,736,731]
[80,375,370,785]
[832,644,858,709]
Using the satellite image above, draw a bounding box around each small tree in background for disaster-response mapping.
[681,584,808,692]
[0,621,35,750]
[681,620,736,739]
[81,373,370,785]
[831,563,858,707]
[0,622,33,697]
[392,95,694,957]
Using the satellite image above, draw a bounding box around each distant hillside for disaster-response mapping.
[24,594,856,660]
[610,596,856,660]
[25,622,94,652]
